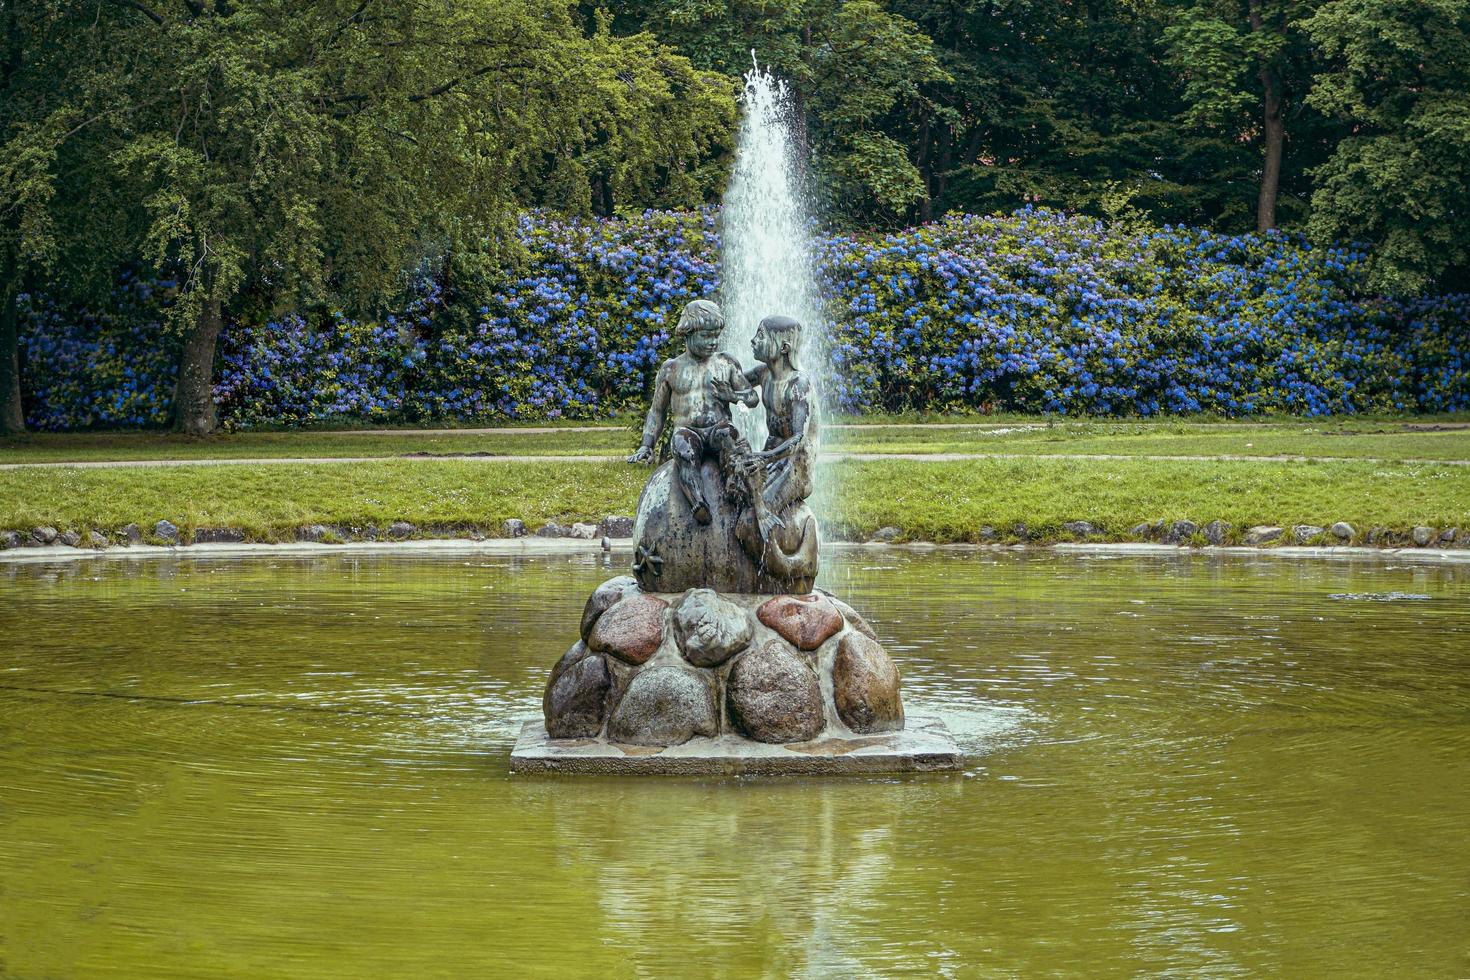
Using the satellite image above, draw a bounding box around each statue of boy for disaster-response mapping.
[740,314,817,540]
[627,299,758,525]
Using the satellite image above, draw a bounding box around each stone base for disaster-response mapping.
[509,715,963,776]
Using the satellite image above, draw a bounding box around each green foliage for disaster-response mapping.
[1304,0,1470,293]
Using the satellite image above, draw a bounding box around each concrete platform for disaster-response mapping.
[508,715,964,776]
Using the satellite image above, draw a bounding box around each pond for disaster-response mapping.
[2,548,1467,976]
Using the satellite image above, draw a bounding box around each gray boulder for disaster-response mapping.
[542,641,613,739]
[672,588,753,668]
[833,632,905,734]
[387,521,416,539]
[1063,521,1100,538]
[532,522,565,538]
[1330,521,1355,541]
[1367,527,1391,546]
[1439,527,1458,543]
[119,523,142,545]
[193,527,245,544]
[1411,526,1435,547]
[1244,525,1283,545]
[1203,520,1231,545]
[567,522,599,540]
[85,530,109,549]
[297,524,329,542]
[154,520,179,543]
[1163,520,1198,544]
[1129,522,1154,540]
[1012,522,1029,541]
[31,526,58,546]
[868,526,901,543]
[502,518,527,538]
[1293,525,1324,544]
[726,641,824,744]
[606,664,718,746]
[598,515,635,539]
[977,526,998,542]
[59,529,82,547]
[0,530,20,549]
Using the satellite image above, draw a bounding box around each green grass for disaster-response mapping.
[5,417,1470,464]
[3,456,1465,545]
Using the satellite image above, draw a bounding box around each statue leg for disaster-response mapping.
[671,427,711,525]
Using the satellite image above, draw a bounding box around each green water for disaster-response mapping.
[2,549,1467,977]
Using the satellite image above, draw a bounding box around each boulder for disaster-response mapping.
[31,526,58,546]
[1411,526,1435,547]
[1163,520,1198,544]
[154,520,179,543]
[869,526,901,543]
[532,522,565,538]
[977,526,998,542]
[1063,521,1100,538]
[1293,525,1324,544]
[1330,521,1355,541]
[671,589,753,668]
[542,641,613,739]
[1129,522,1154,540]
[193,527,245,544]
[598,515,635,539]
[85,530,109,549]
[1366,527,1391,546]
[833,632,905,734]
[588,592,669,665]
[726,641,824,743]
[826,594,879,641]
[119,523,142,545]
[580,575,640,640]
[1203,520,1231,546]
[757,594,844,651]
[606,664,718,746]
[297,524,330,542]
[59,530,82,547]
[1012,522,1029,541]
[0,530,20,550]
[567,522,599,540]
[1440,527,1459,544]
[1244,525,1282,545]
[502,518,528,538]
[387,521,416,539]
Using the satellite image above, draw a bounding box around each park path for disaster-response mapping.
[4,451,1469,471]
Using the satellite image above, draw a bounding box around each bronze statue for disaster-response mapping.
[627,300,757,526]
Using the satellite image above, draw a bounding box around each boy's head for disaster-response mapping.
[752,314,802,367]
[676,300,725,358]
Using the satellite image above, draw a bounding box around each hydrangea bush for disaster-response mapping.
[19,208,1470,430]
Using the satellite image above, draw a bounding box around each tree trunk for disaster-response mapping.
[1256,69,1284,232]
[0,297,23,435]
[1249,0,1283,232]
[0,249,23,434]
[172,291,224,436]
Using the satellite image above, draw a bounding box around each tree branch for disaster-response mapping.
[108,0,165,25]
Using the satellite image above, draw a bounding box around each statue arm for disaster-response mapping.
[630,363,672,461]
[756,377,812,461]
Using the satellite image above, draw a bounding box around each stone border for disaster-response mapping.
[4,536,1470,566]
[509,715,964,776]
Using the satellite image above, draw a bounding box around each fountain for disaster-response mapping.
[509,65,962,775]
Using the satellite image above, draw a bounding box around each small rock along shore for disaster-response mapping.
[2,514,1467,563]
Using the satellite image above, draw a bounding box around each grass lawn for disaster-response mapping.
[4,416,1470,464]
[2,455,1466,545]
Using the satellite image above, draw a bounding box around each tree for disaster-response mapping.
[1163,0,1325,231]
[595,0,944,222]
[7,0,735,436]
[1305,0,1470,293]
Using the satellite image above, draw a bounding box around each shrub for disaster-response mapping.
[18,208,1470,430]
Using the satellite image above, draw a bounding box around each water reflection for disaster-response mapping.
[1,549,1467,975]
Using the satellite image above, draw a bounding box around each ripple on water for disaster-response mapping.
[1,549,1468,976]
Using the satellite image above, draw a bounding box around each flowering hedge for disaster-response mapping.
[18,208,1470,430]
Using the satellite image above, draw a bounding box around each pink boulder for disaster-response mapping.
[756,594,844,651]
[588,593,669,665]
